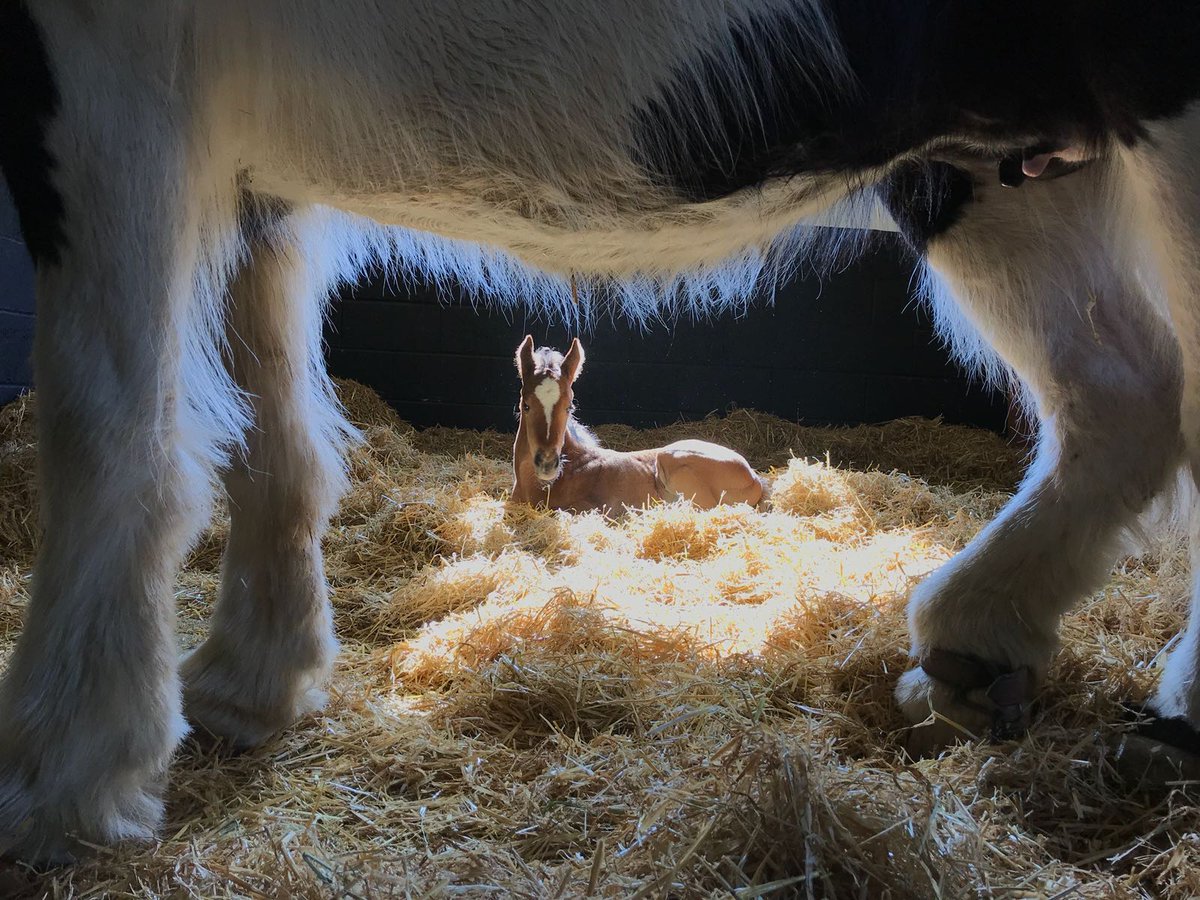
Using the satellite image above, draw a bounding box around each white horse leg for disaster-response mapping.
[887,157,1183,750]
[182,202,353,747]
[1118,106,1200,740]
[0,29,239,859]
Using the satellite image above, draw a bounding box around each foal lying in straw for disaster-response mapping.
[511,336,764,513]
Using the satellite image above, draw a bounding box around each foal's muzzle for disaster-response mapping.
[533,449,562,483]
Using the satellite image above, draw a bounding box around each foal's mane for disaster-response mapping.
[567,418,600,448]
[531,346,565,375]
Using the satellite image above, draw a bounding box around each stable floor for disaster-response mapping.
[0,383,1195,898]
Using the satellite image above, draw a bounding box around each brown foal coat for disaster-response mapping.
[511,336,763,514]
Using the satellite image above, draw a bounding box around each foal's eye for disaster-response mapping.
[522,403,530,412]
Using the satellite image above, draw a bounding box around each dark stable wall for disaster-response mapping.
[0,180,35,406]
[325,236,1007,433]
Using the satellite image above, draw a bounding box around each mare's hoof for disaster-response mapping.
[1112,705,1200,790]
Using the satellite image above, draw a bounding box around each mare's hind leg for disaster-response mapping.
[181,202,353,747]
[884,157,1183,751]
[1119,107,1200,741]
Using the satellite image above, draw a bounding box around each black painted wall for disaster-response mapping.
[325,238,1006,432]
[0,180,35,406]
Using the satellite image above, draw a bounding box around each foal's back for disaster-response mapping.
[545,437,763,514]
[652,440,764,509]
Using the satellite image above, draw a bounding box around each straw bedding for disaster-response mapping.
[1,381,1198,898]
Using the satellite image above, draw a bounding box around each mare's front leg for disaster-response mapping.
[182,204,353,747]
[882,158,1183,751]
[1119,106,1200,749]
[0,10,238,859]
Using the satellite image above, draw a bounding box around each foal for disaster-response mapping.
[512,336,764,514]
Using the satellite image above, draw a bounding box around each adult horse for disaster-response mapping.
[2,0,1200,861]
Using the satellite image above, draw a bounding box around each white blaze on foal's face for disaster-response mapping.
[533,377,561,439]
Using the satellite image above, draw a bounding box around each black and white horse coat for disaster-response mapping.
[2,0,1200,861]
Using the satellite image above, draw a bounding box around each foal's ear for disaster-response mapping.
[562,337,586,382]
[516,335,536,380]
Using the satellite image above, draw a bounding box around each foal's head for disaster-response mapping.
[515,335,585,485]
